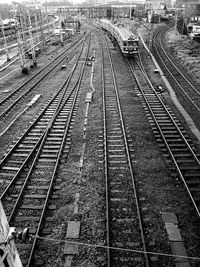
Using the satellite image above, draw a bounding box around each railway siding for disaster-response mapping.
[128,25,200,263]
[138,33,200,141]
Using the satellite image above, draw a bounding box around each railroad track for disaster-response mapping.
[0,31,91,266]
[152,24,200,130]
[128,54,200,219]
[96,28,151,266]
[0,34,61,72]
[0,32,86,131]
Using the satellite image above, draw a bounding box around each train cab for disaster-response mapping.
[100,19,139,56]
[122,37,139,55]
[187,24,200,40]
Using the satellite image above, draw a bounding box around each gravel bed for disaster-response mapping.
[139,24,200,261]
[0,35,78,101]
[1,25,200,266]
[0,41,80,160]
[140,29,200,152]
[40,29,195,266]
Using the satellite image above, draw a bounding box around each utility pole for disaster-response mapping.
[19,6,27,52]
[27,9,37,66]
[12,1,28,74]
[174,9,178,39]
[45,5,50,35]
[149,10,154,50]
[34,12,39,43]
[0,18,10,61]
[59,12,64,46]
[39,9,45,45]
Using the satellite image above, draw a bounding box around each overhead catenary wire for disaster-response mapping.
[36,235,200,262]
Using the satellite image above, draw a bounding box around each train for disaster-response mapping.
[187,23,200,40]
[100,19,139,56]
[187,16,200,40]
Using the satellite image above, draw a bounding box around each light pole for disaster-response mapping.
[181,5,185,35]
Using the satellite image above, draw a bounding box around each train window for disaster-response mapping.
[128,40,138,46]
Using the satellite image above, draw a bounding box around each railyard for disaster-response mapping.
[0,9,200,267]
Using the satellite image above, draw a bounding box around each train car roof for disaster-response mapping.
[117,26,138,40]
[101,19,138,41]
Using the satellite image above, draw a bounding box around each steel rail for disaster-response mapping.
[106,42,150,267]
[136,49,200,166]
[128,54,200,217]
[0,33,89,160]
[98,28,150,266]
[0,36,86,121]
[99,33,111,267]
[0,36,92,213]
[0,31,91,266]
[26,32,92,267]
[7,91,77,218]
[89,25,112,266]
[152,26,200,114]
[0,39,87,200]
[0,33,84,107]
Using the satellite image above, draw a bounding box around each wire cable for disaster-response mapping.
[36,235,200,262]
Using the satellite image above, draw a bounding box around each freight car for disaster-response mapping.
[100,19,139,56]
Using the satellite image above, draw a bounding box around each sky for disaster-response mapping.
[0,0,86,4]
[0,0,21,3]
